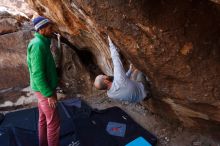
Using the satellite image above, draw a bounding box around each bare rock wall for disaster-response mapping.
[26,0,220,138]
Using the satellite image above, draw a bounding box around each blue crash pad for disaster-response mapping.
[126,137,152,146]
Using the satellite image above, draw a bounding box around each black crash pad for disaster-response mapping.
[0,99,157,146]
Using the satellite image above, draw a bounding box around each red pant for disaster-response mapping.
[35,92,60,146]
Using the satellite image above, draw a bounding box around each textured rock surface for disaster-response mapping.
[0,12,32,89]
[0,14,19,34]
[26,0,220,138]
[58,43,95,96]
[210,0,220,4]
[0,0,36,18]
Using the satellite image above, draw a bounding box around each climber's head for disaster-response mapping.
[94,75,113,90]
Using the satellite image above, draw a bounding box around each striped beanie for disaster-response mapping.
[32,16,51,31]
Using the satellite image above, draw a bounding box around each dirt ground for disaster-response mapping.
[0,87,219,146]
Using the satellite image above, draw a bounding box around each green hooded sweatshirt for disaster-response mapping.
[27,32,58,97]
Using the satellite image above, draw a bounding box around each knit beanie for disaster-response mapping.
[32,16,51,31]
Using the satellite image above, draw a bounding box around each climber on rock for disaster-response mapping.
[94,36,151,103]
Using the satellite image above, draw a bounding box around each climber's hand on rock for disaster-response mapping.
[129,64,137,72]
[129,64,134,71]
[107,35,113,46]
[107,35,120,53]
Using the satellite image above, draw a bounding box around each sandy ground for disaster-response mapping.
[0,87,219,146]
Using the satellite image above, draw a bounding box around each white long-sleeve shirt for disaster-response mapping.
[107,37,147,103]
